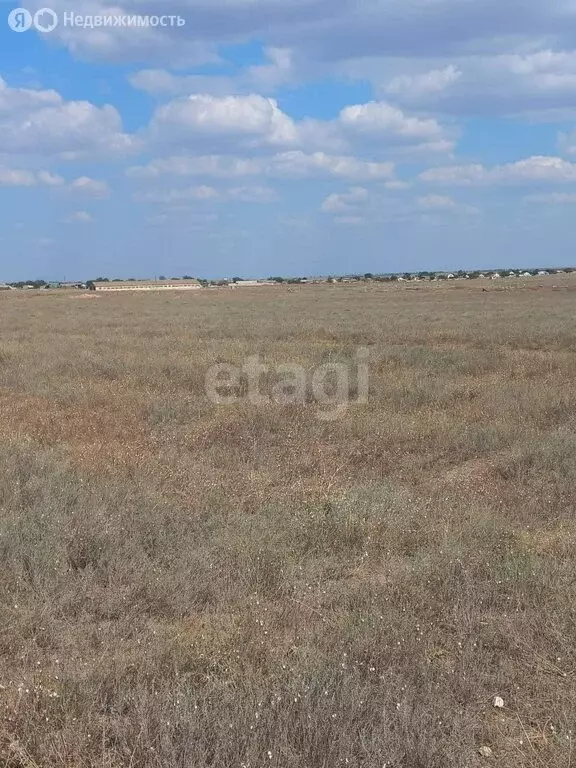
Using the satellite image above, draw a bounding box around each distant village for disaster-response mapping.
[1,268,574,292]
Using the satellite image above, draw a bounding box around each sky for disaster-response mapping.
[2,1,576,280]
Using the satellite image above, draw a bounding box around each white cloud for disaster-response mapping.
[386,65,462,98]
[37,171,65,186]
[127,151,395,182]
[385,180,412,190]
[321,186,368,213]
[22,0,576,70]
[70,176,110,198]
[130,47,296,97]
[145,90,453,157]
[127,155,262,179]
[339,101,445,142]
[420,156,576,185]
[136,184,277,204]
[0,167,64,187]
[417,193,479,215]
[0,77,135,158]
[137,185,218,203]
[149,93,298,148]
[246,47,295,91]
[227,185,278,202]
[67,210,94,223]
[25,0,220,65]
[370,50,576,119]
[268,151,395,180]
[418,194,457,209]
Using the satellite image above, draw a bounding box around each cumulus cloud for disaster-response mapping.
[372,50,576,119]
[136,184,277,204]
[0,167,65,187]
[148,93,299,149]
[129,48,296,97]
[386,66,462,99]
[0,77,136,158]
[144,91,453,159]
[22,0,575,66]
[339,101,445,142]
[419,156,576,185]
[246,47,296,91]
[66,210,94,223]
[269,151,395,179]
[385,180,412,190]
[321,186,368,213]
[70,176,110,198]
[128,151,395,181]
[417,193,479,215]
[417,194,457,209]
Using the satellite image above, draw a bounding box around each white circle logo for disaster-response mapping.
[33,7,58,32]
[8,7,33,31]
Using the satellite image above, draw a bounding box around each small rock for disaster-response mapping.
[492,696,505,709]
[479,746,493,758]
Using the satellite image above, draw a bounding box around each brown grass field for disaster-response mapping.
[1,276,576,767]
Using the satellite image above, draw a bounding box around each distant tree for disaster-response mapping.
[231,277,242,283]
[158,275,167,281]
[403,273,412,281]
[269,276,285,283]
[364,273,374,280]
[183,275,194,280]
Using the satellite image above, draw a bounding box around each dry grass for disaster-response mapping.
[1,277,576,767]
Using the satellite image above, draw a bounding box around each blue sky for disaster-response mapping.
[3,0,576,280]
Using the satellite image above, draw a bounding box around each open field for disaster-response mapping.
[1,276,576,767]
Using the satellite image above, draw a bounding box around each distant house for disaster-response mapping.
[521,272,532,277]
[0,283,13,291]
[537,271,549,276]
[446,273,455,280]
[491,273,502,279]
[230,280,275,288]
[91,279,201,292]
